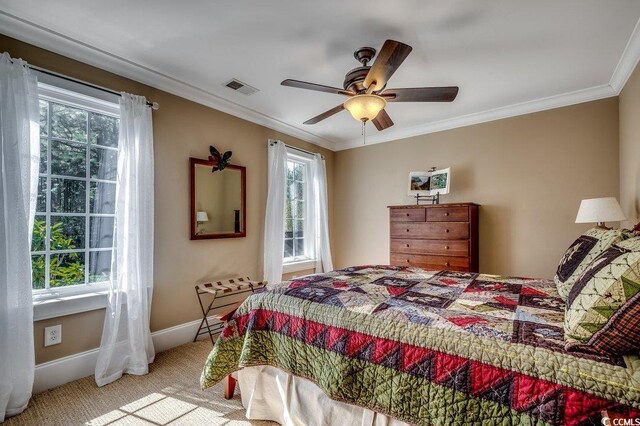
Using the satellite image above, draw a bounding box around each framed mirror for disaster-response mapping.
[190,157,246,239]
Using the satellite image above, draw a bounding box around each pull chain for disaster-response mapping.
[362,120,366,145]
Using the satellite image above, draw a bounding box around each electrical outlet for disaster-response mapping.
[44,325,62,347]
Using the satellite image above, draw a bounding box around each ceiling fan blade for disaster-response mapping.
[363,40,413,91]
[304,104,345,125]
[382,86,459,102]
[282,79,355,96]
[372,109,394,131]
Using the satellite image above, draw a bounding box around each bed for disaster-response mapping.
[200,265,640,425]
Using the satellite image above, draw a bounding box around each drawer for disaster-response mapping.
[427,206,469,222]
[390,239,469,257]
[390,222,469,240]
[390,208,426,222]
[391,253,470,271]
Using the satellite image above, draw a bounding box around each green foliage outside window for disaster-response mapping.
[32,219,85,288]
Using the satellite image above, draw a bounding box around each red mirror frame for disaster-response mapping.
[190,157,246,240]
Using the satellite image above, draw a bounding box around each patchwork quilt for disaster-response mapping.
[201,266,640,425]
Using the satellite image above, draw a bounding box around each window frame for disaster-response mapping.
[283,150,316,272]
[32,82,120,303]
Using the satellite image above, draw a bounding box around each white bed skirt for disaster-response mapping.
[237,366,410,426]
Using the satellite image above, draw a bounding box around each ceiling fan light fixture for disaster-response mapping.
[344,94,387,122]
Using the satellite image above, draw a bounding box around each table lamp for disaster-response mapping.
[575,197,626,228]
[196,211,209,234]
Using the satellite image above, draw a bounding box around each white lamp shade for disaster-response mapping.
[575,197,626,224]
[196,211,209,222]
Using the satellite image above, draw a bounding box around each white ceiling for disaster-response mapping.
[1,1,640,151]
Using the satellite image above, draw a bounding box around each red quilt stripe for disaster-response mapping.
[401,344,432,372]
[471,362,513,396]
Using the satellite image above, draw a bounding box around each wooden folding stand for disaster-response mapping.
[193,277,265,345]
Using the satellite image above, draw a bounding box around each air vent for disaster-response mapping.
[223,79,259,96]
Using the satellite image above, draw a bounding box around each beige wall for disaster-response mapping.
[0,35,334,364]
[333,98,620,278]
[619,62,640,228]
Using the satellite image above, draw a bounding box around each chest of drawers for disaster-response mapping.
[388,203,479,272]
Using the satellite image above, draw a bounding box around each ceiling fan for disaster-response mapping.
[281,39,459,131]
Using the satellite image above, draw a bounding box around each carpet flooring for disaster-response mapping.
[5,340,275,426]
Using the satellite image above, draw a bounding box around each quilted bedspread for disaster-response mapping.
[201,266,640,425]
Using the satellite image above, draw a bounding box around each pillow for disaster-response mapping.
[564,237,640,355]
[554,227,623,301]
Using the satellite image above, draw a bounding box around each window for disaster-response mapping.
[32,83,120,297]
[283,153,315,270]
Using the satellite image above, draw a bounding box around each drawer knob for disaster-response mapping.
[445,229,450,233]
[445,212,450,216]
[445,262,450,267]
[406,259,410,263]
[406,229,410,232]
[406,244,410,248]
[406,213,410,217]
[445,246,450,250]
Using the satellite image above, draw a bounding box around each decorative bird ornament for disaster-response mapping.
[209,146,232,172]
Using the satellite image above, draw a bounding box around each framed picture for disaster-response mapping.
[408,171,431,196]
[408,168,450,196]
[429,167,450,195]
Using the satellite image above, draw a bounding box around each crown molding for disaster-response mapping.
[610,17,640,94]
[3,11,640,153]
[0,11,338,151]
[337,84,617,150]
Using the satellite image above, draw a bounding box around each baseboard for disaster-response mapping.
[33,316,221,394]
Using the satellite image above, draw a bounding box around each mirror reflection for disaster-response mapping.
[191,159,245,239]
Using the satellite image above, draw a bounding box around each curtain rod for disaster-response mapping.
[26,63,160,110]
[269,140,324,159]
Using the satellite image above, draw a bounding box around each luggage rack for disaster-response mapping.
[193,277,266,344]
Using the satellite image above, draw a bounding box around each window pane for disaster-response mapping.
[51,103,87,142]
[51,140,86,177]
[32,216,46,252]
[89,251,111,283]
[294,163,304,181]
[284,239,293,258]
[284,219,293,239]
[295,181,304,200]
[40,137,48,174]
[49,252,85,287]
[90,182,116,214]
[32,255,46,289]
[90,113,119,148]
[51,178,86,213]
[296,200,304,218]
[37,177,47,213]
[39,100,48,136]
[287,180,296,201]
[90,147,117,181]
[90,216,114,248]
[285,199,294,219]
[294,220,304,238]
[294,238,305,256]
[286,162,295,180]
[50,216,85,250]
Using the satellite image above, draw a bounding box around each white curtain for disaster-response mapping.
[0,53,40,421]
[263,141,288,285]
[95,93,155,387]
[311,154,333,273]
